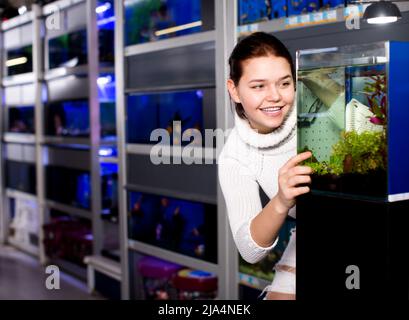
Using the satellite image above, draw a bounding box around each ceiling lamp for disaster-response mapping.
[363,1,402,24]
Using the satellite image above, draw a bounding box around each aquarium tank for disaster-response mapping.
[46,166,91,209]
[8,106,35,134]
[48,29,88,69]
[287,0,320,16]
[5,160,36,195]
[45,100,90,137]
[6,45,33,76]
[124,0,201,46]
[297,41,409,201]
[238,0,276,25]
[127,90,204,145]
[101,163,118,219]
[238,1,345,25]
[128,191,217,263]
[97,0,115,65]
[98,74,117,139]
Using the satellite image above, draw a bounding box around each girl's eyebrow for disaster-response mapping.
[248,75,292,84]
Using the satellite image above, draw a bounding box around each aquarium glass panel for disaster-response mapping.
[98,74,116,139]
[101,163,118,219]
[124,0,201,46]
[238,0,278,25]
[297,44,388,198]
[5,160,36,194]
[45,100,90,137]
[48,29,88,69]
[128,191,217,263]
[321,0,345,10]
[98,0,115,65]
[127,90,204,145]
[6,45,33,76]
[288,0,320,16]
[46,166,91,209]
[298,42,387,70]
[8,106,35,134]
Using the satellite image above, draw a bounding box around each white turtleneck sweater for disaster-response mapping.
[218,105,297,265]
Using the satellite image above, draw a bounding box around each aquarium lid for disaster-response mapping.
[297,41,388,70]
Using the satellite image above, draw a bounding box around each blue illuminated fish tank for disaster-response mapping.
[124,0,202,46]
[127,90,204,145]
[238,0,345,25]
[297,41,409,202]
[45,100,90,137]
[98,73,117,139]
[128,191,217,263]
[46,166,91,209]
[287,0,320,16]
[6,45,33,76]
[101,163,118,219]
[48,1,115,70]
[238,0,275,25]
[8,106,35,134]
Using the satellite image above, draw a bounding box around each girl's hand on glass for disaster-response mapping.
[275,151,313,214]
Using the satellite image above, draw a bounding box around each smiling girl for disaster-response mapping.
[218,32,312,300]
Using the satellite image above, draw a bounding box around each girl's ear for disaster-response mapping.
[227,79,241,104]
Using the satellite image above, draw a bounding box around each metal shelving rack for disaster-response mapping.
[39,0,121,286]
[0,9,42,258]
[0,0,122,295]
[115,0,238,299]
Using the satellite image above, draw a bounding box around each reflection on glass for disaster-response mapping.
[127,90,204,145]
[128,191,217,263]
[125,0,201,45]
[6,45,33,76]
[8,106,35,133]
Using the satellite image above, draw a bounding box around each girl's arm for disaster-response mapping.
[218,152,312,263]
[250,152,312,247]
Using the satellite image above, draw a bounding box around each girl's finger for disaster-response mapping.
[281,151,312,173]
[287,175,311,188]
[292,186,310,197]
[289,165,313,176]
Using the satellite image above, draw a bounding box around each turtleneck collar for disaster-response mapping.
[234,103,297,151]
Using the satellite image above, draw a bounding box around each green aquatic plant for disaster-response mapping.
[302,130,387,176]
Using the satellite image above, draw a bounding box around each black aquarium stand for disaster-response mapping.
[297,192,409,299]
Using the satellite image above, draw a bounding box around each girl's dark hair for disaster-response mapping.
[228,32,295,119]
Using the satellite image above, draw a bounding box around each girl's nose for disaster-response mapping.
[266,85,281,102]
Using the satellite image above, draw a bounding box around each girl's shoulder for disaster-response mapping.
[218,127,252,163]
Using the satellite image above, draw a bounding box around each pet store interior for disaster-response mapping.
[0,0,408,300]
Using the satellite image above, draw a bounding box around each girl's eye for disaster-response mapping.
[281,82,291,87]
[252,84,264,89]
